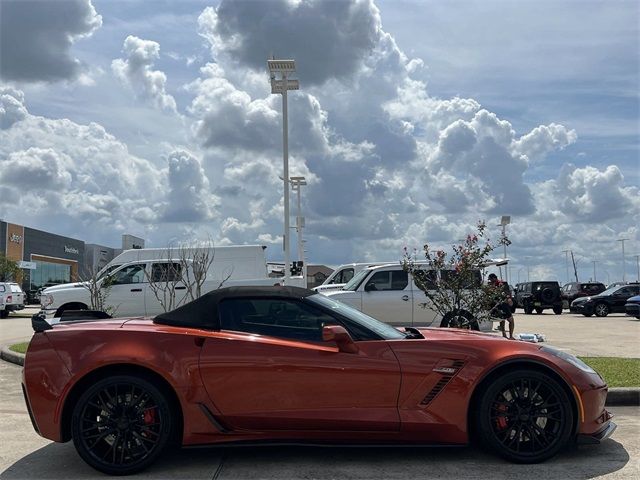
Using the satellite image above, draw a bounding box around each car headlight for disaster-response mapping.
[540,346,596,374]
[41,294,54,307]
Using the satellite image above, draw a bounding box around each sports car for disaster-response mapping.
[22,286,615,475]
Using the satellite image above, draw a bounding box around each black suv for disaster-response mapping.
[515,281,563,314]
[570,283,640,317]
[561,282,606,308]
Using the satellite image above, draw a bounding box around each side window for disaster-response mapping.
[219,298,339,342]
[110,264,146,285]
[412,270,437,290]
[151,262,182,282]
[365,270,408,291]
[341,268,354,283]
[0,285,5,292]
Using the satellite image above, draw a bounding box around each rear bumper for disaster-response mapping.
[625,304,640,318]
[5,304,25,311]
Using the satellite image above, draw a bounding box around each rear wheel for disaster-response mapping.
[524,305,533,315]
[71,375,173,475]
[552,306,563,315]
[476,369,573,463]
[535,308,543,315]
[0,309,8,319]
[594,303,610,317]
[440,310,479,330]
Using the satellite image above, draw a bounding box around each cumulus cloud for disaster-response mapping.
[0,0,102,82]
[0,86,28,129]
[513,123,577,162]
[0,147,72,189]
[197,0,382,85]
[112,35,177,112]
[162,150,219,222]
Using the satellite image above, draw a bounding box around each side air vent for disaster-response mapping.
[420,360,466,406]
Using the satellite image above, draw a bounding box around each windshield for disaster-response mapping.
[343,269,370,291]
[307,294,406,340]
[97,264,122,280]
[598,286,622,296]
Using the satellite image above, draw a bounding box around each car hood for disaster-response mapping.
[626,295,640,304]
[42,282,88,293]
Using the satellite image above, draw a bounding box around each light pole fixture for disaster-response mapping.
[498,216,511,283]
[592,260,597,282]
[290,176,307,285]
[561,249,570,284]
[268,58,299,284]
[617,238,628,282]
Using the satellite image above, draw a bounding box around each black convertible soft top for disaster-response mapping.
[153,285,315,330]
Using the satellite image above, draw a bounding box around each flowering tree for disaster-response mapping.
[402,221,510,329]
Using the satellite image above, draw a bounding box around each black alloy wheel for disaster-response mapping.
[594,303,610,317]
[477,369,573,463]
[440,310,479,330]
[71,375,173,475]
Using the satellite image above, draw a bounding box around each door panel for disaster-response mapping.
[105,263,147,316]
[361,270,413,325]
[199,337,401,432]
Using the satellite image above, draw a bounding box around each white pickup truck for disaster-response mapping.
[323,264,493,331]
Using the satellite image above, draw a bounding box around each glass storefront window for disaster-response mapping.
[29,261,71,291]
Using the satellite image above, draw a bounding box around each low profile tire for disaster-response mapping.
[71,375,173,475]
[552,306,563,315]
[476,369,573,463]
[594,303,610,317]
[440,310,479,330]
[535,308,543,315]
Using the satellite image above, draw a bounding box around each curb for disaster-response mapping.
[1,345,639,406]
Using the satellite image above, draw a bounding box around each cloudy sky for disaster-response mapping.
[1,0,638,284]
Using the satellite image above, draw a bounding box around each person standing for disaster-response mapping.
[488,273,515,339]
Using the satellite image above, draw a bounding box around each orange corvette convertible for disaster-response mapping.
[23,286,615,475]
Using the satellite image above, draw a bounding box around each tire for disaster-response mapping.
[524,305,533,315]
[0,309,8,319]
[476,369,573,463]
[541,288,556,303]
[552,306,563,315]
[71,375,174,475]
[440,310,479,330]
[594,303,610,317]
[535,308,543,315]
[582,313,593,317]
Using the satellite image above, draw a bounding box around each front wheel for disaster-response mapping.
[440,310,479,330]
[476,369,573,463]
[594,303,610,317]
[71,375,174,475]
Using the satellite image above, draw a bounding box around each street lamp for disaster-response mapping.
[268,58,299,284]
[498,216,511,283]
[617,238,628,282]
[561,249,570,284]
[591,260,597,282]
[290,176,307,285]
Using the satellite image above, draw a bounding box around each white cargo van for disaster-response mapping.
[40,245,277,318]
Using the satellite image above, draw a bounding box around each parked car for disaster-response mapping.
[323,264,493,331]
[514,281,563,314]
[570,284,640,317]
[0,282,25,318]
[625,295,640,319]
[39,245,277,318]
[313,262,394,293]
[561,282,606,309]
[24,286,615,474]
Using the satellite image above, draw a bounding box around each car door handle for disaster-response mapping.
[130,288,142,292]
[402,295,410,301]
[175,286,186,290]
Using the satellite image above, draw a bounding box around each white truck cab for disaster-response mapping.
[324,264,492,331]
[313,262,395,293]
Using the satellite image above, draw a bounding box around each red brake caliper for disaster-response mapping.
[495,404,508,430]
[143,407,156,426]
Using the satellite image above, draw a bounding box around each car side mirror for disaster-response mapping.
[364,282,377,292]
[322,325,358,354]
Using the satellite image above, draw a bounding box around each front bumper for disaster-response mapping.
[625,303,640,318]
[577,420,617,445]
[570,303,593,315]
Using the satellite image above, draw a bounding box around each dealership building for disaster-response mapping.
[0,220,144,294]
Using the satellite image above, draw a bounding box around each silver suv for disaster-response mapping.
[0,282,25,318]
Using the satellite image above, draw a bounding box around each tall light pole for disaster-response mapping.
[561,249,570,284]
[290,176,307,286]
[591,260,597,281]
[635,254,640,282]
[498,216,511,283]
[617,238,628,282]
[268,59,299,284]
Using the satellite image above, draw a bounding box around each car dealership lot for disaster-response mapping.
[0,358,638,479]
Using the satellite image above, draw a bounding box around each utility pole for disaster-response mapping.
[570,250,579,282]
[634,254,640,282]
[561,249,570,284]
[592,260,597,282]
[617,239,628,282]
